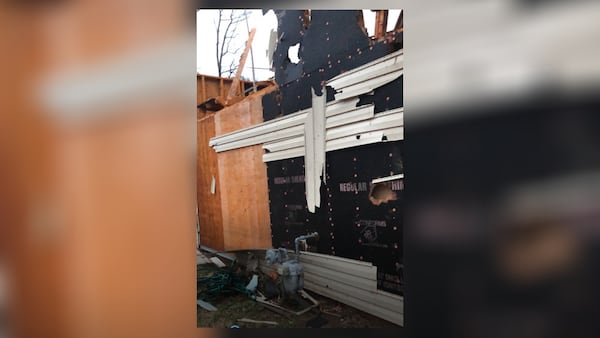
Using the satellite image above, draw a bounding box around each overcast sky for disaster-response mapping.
[196,10,401,81]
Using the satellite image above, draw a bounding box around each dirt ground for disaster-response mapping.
[197,291,399,328]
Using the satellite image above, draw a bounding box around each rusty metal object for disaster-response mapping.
[357,10,367,36]
[394,10,403,32]
[374,10,388,39]
[303,10,311,29]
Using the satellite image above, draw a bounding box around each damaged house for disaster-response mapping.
[197,9,403,326]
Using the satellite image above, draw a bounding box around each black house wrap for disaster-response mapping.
[264,10,404,295]
[262,10,403,120]
[268,142,403,295]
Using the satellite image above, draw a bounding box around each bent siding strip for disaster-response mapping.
[209,50,404,158]
[299,251,403,326]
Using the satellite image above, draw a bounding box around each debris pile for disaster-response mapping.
[197,234,321,318]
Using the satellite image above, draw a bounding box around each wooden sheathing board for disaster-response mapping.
[213,87,276,250]
[197,113,225,250]
[196,74,248,105]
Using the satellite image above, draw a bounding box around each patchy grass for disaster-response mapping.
[197,291,399,328]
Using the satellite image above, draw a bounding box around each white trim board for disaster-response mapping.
[261,108,403,162]
[305,87,327,213]
[262,127,403,162]
[208,50,403,155]
[372,174,404,184]
[210,101,372,152]
[262,108,402,153]
[209,97,360,149]
[328,49,404,101]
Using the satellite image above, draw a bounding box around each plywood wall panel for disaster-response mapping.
[196,114,224,250]
[213,88,275,250]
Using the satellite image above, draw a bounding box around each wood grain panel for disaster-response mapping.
[196,113,224,250]
[214,87,275,250]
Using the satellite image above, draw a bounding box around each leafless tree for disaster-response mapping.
[214,10,249,77]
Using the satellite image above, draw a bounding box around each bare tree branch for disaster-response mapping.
[227,57,237,77]
[215,10,223,76]
[211,10,247,78]
[219,11,234,76]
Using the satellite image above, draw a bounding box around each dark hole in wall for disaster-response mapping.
[369,183,398,206]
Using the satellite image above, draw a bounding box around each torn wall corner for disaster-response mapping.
[262,9,403,120]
